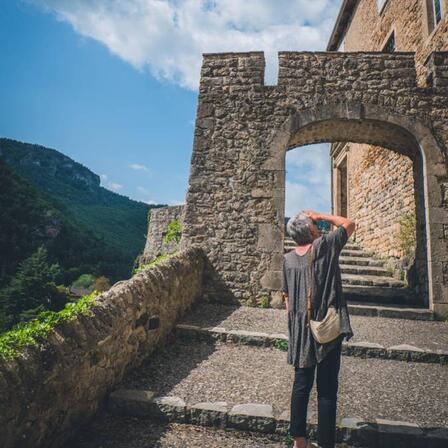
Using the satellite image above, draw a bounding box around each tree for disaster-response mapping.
[0,245,68,330]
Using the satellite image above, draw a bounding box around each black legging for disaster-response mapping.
[289,341,342,448]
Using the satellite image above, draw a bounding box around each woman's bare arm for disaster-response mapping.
[303,210,356,239]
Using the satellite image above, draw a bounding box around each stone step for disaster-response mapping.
[340,249,373,258]
[105,337,448,447]
[340,264,393,277]
[68,410,295,447]
[339,256,385,267]
[343,285,417,305]
[347,302,434,320]
[341,273,406,288]
[174,324,448,364]
[106,388,448,447]
[177,303,446,351]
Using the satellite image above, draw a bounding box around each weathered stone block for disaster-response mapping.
[228,403,275,433]
[150,396,187,422]
[189,401,228,427]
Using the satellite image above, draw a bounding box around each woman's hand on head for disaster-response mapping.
[303,210,320,222]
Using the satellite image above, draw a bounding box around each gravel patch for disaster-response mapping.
[120,339,292,416]
[178,302,448,352]
[118,338,448,427]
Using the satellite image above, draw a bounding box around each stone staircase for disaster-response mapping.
[284,236,416,306]
[69,301,448,448]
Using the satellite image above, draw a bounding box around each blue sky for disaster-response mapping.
[0,0,340,214]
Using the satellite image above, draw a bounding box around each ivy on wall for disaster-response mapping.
[163,219,182,245]
[397,212,417,255]
[0,290,100,362]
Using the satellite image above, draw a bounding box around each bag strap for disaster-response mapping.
[306,243,315,328]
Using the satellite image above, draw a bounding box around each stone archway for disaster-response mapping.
[181,51,448,318]
[277,109,435,308]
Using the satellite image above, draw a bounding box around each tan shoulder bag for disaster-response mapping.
[306,244,342,344]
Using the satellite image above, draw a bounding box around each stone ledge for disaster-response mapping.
[107,389,448,448]
[174,324,448,365]
[347,303,435,321]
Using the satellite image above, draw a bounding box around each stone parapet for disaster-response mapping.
[0,246,205,448]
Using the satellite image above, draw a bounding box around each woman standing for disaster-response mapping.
[282,210,355,448]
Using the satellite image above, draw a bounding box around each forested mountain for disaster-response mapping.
[0,138,166,285]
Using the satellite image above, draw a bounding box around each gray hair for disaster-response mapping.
[286,212,315,245]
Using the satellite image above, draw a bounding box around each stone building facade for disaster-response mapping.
[327,0,448,266]
[180,50,448,318]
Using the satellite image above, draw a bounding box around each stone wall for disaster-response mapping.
[140,205,185,264]
[338,142,416,258]
[341,0,448,82]
[0,247,205,448]
[181,50,448,317]
[330,0,448,265]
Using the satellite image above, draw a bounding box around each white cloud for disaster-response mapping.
[129,163,149,171]
[100,173,123,191]
[108,181,123,191]
[30,0,340,89]
[285,143,331,217]
[286,143,331,186]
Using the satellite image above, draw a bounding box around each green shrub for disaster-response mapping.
[163,219,182,244]
[71,273,96,289]
[274,339,288,351]
[0,290,100,362]
[398,212,416,255]
[258,295,270,308]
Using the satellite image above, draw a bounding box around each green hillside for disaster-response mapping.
[0,138,166,283]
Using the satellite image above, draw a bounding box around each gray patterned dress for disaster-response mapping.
[282,225,354,368]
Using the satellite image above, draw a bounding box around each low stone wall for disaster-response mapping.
[140,205,185,264]
[0,246,205,448]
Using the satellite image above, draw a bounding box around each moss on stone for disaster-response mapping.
[0,290,100,362]
[133,252,179,275]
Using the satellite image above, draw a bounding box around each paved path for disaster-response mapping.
[68,300,448,447]
[118,338,448,427]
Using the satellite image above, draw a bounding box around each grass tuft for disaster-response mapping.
[133,252,178,275]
